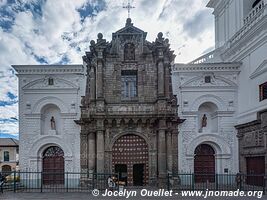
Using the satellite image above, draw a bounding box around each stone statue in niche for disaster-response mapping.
[124,43,135,61]
[201,114,207,128]
[50,116,56,130]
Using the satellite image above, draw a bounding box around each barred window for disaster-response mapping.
[259,82,267,101]
[121,70,137,99]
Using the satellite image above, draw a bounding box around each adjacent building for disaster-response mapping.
[0,138,19,172]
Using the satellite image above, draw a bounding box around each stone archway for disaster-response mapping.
[42,146,64,185]
[194,144,215,183]
[112,134,149,186]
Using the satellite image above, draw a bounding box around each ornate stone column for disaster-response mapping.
[80,131,88,173]
[96,60,103,99]
[89,67,96,101]
[166,130,173,174]
[157,60,165,97]
[172,130,179,176]
[149,131,157,186]
[158,120,167,185]
[96,120,105,173]
[164,63,170,98]
[88,132,96,173]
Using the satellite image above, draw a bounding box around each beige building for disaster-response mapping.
[0,138,19,172]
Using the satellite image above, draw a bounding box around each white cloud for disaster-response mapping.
[0,0,215,136]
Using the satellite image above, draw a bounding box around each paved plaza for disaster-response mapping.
[0,192,265,200]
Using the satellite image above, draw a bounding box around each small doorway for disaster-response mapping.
[133,164,144,186]
[194,144,215,183]
[246,156,265,186]
[115,164,127,185]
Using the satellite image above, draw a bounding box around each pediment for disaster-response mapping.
[22,78,78,90]
[181,76,236,87]
[250,60,267,79]
[116,25,146,35]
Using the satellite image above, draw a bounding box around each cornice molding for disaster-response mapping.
[172,62,241,72]
[12,65,84,75]
[250,59,267,79]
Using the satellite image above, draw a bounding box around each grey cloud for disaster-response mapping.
[182,9,213,38]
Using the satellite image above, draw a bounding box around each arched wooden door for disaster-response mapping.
[112,134,148,186]
[2,165,11,173]
[194,144,215,183]
[42,146,64,185]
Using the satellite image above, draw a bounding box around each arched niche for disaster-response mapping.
[40,104,62,135]
[198,102,218,133]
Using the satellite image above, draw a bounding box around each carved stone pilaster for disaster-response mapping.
[166,131,173,173]
[96,130,105,173]
[172,130,179,176]
[80,132,88,172]
[88,132,96,173]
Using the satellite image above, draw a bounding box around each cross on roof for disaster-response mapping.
[123,0,135,18]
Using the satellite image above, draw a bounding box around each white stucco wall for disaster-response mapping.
[172,64,240,174]
[13,65,86,172]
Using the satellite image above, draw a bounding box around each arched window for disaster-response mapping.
[43,146,64,157]
[124,43,135,61]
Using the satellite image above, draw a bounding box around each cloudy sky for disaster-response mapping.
[0,0,214,139]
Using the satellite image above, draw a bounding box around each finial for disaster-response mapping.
[158,32,163,39]
[123,0,135,19]
[126,18,133,26]
[97,33,103,40]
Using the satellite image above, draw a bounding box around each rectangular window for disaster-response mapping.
[260,82,267,101]
[121,70,137,99]
[4,151,9,162]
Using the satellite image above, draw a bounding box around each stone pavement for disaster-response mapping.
[0,192,265,200]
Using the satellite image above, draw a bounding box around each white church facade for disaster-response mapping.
[172,62,240,174]
[173,0,267,178]
[12,65,85,172]
[13,0,267,185]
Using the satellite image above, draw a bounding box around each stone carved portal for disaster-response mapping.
[112,134,148,186]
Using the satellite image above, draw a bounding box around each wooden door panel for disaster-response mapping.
[246,157,265,186]
[194,144,215,183]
